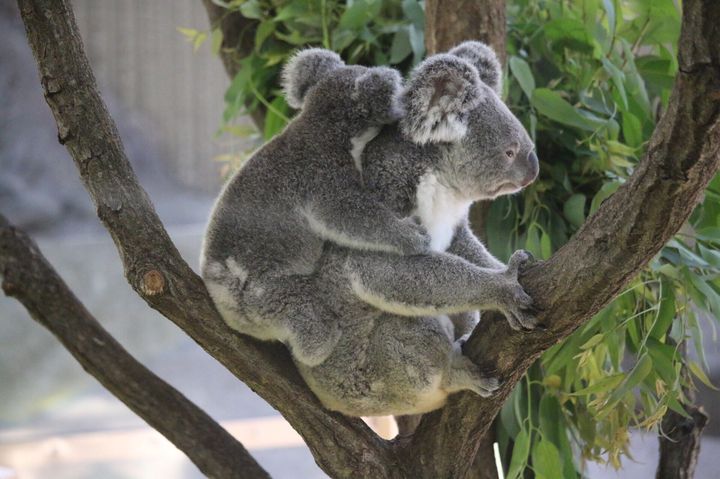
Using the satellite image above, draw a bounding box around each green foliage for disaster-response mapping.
[193,0,720,475]
[492,0,720,475]
[214,0,424,142]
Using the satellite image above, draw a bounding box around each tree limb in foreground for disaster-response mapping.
[12,0,720,477]
[0,214,269,479]
[15,1,392,477]
[404,1,720,476]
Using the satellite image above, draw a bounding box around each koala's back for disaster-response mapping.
[202,135,325,279]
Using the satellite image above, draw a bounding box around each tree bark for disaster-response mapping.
[14,1,395,478]
[656,404,708,479]
[402,0,720,476]
[0,215,270,479]
[656,341,709,479]
[8,0,720,478]
[424,0,507,65]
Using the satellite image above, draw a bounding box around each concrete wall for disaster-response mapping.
[72,0,247,191]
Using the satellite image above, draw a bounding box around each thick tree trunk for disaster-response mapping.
[422,3,507,476]
[201,0,265,128]
[656,405,708,479]
[424,0,507,64]
[656,342,709,479]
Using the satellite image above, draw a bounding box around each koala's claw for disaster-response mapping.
[475,375,501,397]
[507,249,533,274]
[503,306,538,332]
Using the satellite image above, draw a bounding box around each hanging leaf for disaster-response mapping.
[563,193,586,227]
[531,88,604,131]
[509,56,535,100]
[507,428,531,479]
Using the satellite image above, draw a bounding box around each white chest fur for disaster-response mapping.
[413,171,472,252]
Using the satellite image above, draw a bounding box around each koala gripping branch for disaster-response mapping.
[404,0,720,477]
[15,1,394,478]
[10,0,720,479]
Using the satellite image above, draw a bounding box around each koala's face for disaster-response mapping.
[400,42,539,201]
[451,87,538,200]
[282,49,403,136]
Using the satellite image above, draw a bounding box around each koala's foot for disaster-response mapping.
[285,304,341,367]
[444,342,501,398]
[495,250,538,331]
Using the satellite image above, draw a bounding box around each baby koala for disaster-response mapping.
[201,49,430,367]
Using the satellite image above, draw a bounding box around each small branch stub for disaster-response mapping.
[141,269,165,296]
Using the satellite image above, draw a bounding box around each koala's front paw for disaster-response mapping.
[496,250,538,331]
[395,218,431,255]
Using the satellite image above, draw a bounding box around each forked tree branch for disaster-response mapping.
[15,1,394,478]
[404,1,720,476]
[11,0,720,478]
[0,214,269,479]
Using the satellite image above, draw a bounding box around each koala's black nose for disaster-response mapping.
[521,151,539,186]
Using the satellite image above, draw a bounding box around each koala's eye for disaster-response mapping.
[505,150,515,160]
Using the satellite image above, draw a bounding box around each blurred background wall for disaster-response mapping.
[72,0,231,192]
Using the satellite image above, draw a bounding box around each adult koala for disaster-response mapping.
[296,42,540,416]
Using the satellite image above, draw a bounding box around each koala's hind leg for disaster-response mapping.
[240,274,342,367]
[442,340,499,397]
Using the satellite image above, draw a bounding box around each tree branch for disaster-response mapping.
[15,0,720,477]
[656,404,708,479]
[0,214,269,479]
[656,340,709,479]
[405,0,720,476]
[15,1,393,477]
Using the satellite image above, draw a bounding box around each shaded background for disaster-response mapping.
[0,1,718,478]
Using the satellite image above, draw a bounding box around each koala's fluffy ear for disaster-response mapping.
[400,54,483,145]
[282,48,344,109]
[448,41,502,94]
[353,66,404,124]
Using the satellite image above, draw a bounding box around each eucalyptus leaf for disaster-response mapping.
[564,194,586,228]
[509,56,535,100]
[531,88,602,131]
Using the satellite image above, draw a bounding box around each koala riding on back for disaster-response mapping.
[201,50,431,367]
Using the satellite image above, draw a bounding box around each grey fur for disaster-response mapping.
[295,43,540,416]
[202,50,430,367]
[202,43,540,416]
[449,41,503,94]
